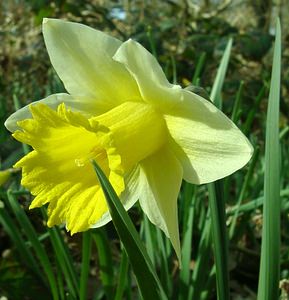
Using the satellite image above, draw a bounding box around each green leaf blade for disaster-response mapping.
[257,18,282,300]
[92,160,167,300]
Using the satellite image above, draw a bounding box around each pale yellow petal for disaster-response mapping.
[165,90,253,184]
[138,147,183,262]
[5,93,70,132]
[4,93,106,133]
[42,19,141,110]
[113,39,183,110]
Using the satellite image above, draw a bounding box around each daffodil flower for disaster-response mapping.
[5,19,253,259]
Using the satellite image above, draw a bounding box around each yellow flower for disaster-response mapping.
[5,19,253,259]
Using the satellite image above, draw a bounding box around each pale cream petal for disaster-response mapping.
[165,90,253,184]
[5,93,69,132]
[113,39,183,110]
[90,165,141,228]
[42,19,141,109]
[138,147,183,262]
[4,93,106,133]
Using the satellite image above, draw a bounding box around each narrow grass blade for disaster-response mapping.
[47,227,79,298]
[279,125,289,140]
[55,260,65,300]
[114,247,129,300]
[229,147,260,239]
[226,189,289,217]
[257,18,281,300]
[208,182,229,300]
[146,26,157,58]
[92,160,167,300]
[200,265,217,300]
[210,38,232,109]
[205,38,233,300]
[189,209,212,300]
[243,85,267,135]
[179,184,195,300]
[79,231,92,300]
[40,208,79,298]
[170,55,177,84]
[192,52,206,85]
[93,229,114,299]
[156,229,172,297]
[7,190,59,300]
[231,80,244,123]
[142,215,156,267]
[0,203,46,285]
[1,148,24,169]
[196,195,207,231]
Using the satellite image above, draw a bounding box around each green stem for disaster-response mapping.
[79,231,92,300]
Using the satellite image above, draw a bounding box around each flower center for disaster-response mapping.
[92,101,168,171]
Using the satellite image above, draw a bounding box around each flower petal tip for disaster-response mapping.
[29,203,38,210]
[127,38,135,44]
[42,18,58,28]
[42,18,63,30]
[4,118,12,132]
[42,18,59,25]
[42,18,49,24]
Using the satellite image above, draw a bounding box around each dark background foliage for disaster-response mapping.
[0,1,288,299]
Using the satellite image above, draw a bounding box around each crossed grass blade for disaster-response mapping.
[92,160,167,300]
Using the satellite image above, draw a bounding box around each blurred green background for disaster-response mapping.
[0,1,288,299]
